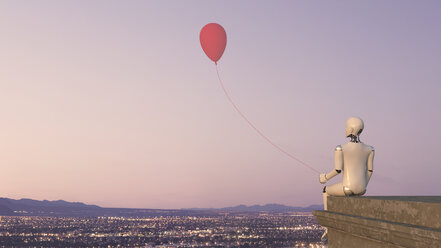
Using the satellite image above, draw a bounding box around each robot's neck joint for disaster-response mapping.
[348,134,361,143]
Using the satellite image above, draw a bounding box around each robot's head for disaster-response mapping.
[345,117,364,138]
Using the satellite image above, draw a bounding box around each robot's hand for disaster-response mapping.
[319,173,327,184]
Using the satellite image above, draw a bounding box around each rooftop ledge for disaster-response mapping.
[313,196,441,248]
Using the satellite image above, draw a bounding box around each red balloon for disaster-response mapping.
[200,23,227,64]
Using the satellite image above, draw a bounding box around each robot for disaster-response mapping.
[319,117,375,240]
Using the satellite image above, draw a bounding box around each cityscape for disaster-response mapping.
[0,213,326,247]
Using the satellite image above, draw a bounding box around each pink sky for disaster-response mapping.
[1,1,440,208]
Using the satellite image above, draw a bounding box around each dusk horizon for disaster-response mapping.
[1,1,440,210]
[0,196,324,210]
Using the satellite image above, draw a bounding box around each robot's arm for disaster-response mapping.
[366,147,375,183]
[320,145,343,184]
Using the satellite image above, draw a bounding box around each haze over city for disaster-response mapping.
[1,1,440,209]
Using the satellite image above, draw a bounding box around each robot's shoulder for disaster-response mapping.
[363,144,375,151]
[335,145,343,151]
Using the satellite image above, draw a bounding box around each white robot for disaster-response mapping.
[319,117,375,239]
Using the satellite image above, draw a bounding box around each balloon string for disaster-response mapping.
[215,64,320,175]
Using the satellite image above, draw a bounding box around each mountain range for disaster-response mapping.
[185,203,322,212]
[0,197,322,217]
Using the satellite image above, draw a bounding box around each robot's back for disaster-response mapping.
[341,142,373,194]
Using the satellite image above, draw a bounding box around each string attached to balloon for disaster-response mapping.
[200,23,320,175]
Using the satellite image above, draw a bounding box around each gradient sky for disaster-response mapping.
[1,1,440,209]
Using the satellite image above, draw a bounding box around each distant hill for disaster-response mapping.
[0,198,100,209]
[0,197,322,217]
[0,198,101,217]
[185,203,323,212]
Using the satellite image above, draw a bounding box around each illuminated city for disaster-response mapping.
[0,213,326,247]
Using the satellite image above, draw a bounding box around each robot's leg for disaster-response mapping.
[326,182,346,196]
[322,183,345,210]
[321,183,345,241]
[322,191,329,211]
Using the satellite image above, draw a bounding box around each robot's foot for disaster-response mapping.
[321,229,328,241]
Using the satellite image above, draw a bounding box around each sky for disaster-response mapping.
[1,1,440,209]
